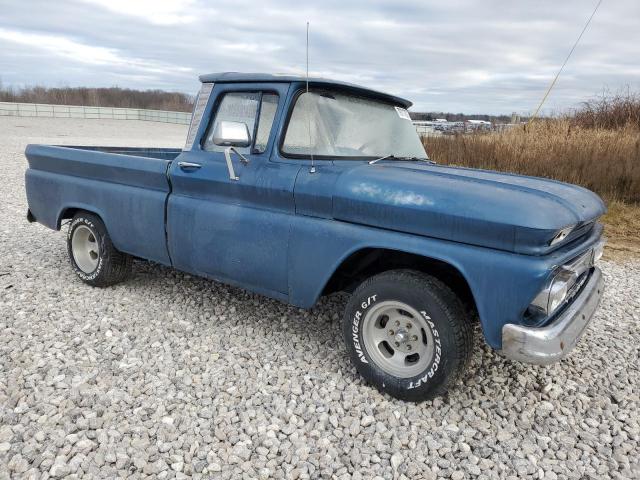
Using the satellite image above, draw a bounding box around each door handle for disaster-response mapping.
[178,161,201,170]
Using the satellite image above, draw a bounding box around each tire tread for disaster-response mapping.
[68,212,132,287]
[344,269,474,401]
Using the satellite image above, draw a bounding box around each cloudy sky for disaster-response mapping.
[0,0,638,114]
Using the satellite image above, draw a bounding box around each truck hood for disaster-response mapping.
[332,162,606,255]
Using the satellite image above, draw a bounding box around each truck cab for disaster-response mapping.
[25,73,606,401]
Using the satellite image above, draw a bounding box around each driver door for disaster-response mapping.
[167,82,298,299]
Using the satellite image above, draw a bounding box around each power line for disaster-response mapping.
[528,0,603,124]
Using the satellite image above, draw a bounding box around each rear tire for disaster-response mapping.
[67,212,132,287]
[342,269,473,401]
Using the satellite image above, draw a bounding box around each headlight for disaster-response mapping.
[531,270,573,316]
[529,247,595,317]
[547,274,570,312]
[549,225,576,245]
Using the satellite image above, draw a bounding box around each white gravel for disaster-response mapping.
[1,116,639,479]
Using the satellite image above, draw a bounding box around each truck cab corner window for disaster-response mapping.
[254,94,279,154]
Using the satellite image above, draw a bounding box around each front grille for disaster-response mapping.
[565,269,590,305]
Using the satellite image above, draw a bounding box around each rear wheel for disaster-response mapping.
[67,212,132,287]
[342,269,473,401]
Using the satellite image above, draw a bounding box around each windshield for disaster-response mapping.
[282,90,427,159]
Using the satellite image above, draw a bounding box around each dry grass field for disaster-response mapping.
[423,93,640,257]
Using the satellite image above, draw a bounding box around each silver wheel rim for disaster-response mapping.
[71,225,100,273]
[362,300,435,378]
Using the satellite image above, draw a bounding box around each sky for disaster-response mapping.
[0,0,638,114]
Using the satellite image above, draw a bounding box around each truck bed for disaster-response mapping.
[25,144,178,265]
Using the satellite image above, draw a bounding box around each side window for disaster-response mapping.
[203,92,260,153]
[203,91,279,154]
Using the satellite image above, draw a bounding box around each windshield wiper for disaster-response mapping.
[398,156,436,164]
[369,155,435,165]
[368,155,396,164]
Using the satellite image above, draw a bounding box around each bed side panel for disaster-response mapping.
[25,144,172,265]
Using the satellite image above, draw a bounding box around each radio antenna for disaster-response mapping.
[306,21,316,173]
[528,0,603,125]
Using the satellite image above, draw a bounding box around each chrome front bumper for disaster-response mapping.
[501,267,604,365]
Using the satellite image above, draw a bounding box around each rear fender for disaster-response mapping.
[57,203,108,230]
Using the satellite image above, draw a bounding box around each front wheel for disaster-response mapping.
[342,270,474,401]
[67,212,132,287]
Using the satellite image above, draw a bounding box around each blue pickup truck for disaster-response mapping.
[25,73,606,401]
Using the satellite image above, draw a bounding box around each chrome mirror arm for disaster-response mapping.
[224,147,239,181]
[224,147,250,181]
[230,147,249,165]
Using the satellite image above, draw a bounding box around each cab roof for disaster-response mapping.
[198,72,412,108]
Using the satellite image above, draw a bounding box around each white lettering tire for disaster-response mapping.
[67,212,132,287]
[342,270,474,401]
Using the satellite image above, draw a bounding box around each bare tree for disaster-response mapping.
[0,85,195,112]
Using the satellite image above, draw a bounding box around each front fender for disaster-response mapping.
[288,216,602,349]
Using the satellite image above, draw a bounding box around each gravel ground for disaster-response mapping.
[1,117,639,479]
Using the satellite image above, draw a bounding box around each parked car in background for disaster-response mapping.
[25,73,606,401]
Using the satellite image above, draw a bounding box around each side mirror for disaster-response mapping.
[213,121,251,148]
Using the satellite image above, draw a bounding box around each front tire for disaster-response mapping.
[67,212,132,287]
[342,270,473,401]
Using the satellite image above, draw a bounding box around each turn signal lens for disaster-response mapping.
[550,225,576,245]
[593,237,606,263]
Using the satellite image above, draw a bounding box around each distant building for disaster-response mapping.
[413,117,524,136]
[413,121,439,136]
[465,119,492,132]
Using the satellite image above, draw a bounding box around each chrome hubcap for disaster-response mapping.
[71,225,100,273]
[362,301,434,378]
[395,330,408,344]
